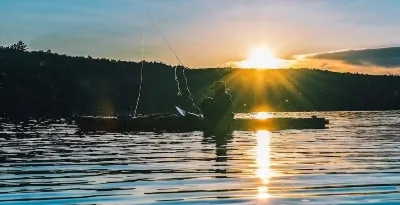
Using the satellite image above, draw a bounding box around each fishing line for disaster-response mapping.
[145,13,201,113]
[174,65,182,96]
[133,29,146,117]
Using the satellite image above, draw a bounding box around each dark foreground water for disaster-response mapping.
[1,111,400,205]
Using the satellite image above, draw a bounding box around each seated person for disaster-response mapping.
[200,81,234,129]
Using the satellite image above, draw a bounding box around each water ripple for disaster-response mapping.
[1,111,400,204]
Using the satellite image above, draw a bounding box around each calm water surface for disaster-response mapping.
[1,111,400,205]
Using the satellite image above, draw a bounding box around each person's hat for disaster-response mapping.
[210,81,227,90]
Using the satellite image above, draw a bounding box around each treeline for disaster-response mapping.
[1,41,400,119]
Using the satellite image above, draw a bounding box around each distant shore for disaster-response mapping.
[1,42,400,119]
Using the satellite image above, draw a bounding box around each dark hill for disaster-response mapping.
[1,42,400,119]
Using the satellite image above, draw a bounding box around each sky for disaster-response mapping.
[1,0,400,74]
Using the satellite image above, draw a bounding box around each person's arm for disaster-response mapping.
[225,94,233,109]
[199,97,212,113]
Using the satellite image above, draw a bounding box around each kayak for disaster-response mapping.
[74,114,329,133]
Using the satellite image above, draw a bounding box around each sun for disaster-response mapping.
[239,46,282,69]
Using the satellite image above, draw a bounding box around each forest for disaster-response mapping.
[1,41,400,119]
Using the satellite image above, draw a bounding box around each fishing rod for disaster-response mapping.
[145,13,202,114]
[145,13,182,96]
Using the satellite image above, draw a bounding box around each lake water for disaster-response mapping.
[1,111,400,205]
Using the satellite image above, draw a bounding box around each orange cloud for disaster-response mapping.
[226,46,400,75]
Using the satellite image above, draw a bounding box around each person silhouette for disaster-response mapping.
[200,81,234,131]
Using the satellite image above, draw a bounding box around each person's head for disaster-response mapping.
[210,81,227,95]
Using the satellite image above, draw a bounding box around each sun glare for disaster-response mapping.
[255,112,273,120]
[255,130,273,199]
[239,47,282,69]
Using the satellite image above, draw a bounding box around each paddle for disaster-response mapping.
[175,106,187,116]
[175,106,204,118]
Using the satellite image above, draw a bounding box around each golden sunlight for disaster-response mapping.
[256,130,272,184]
[255,130,273,199]
[239,46,282,69]
[258,186,269,199]
[255,112,273,120]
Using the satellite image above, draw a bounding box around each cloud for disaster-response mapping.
[225,46,400,75]
[302,46,400,68]
[289,46,400,75]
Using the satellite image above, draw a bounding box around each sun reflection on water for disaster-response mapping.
[255,112,273,120]
[256,130,272,200]
[258,186,269,199]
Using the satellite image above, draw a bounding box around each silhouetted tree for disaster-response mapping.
[9,41,28,51]
[0,41,400,120]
